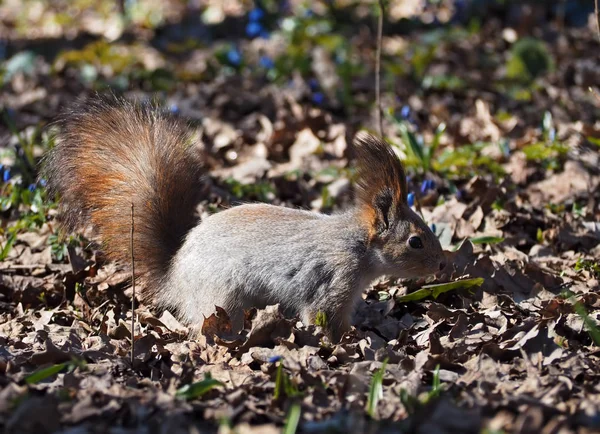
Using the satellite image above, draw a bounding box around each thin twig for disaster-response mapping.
[375,0,385,137]
[130,202,136,365]
[596,0,600,43]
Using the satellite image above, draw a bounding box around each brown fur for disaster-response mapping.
[41,94,205,298]
[353,132,408,237]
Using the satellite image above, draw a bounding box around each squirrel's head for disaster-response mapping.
[354,131,446,278]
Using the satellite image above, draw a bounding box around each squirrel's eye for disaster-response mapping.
[408,236,423,249]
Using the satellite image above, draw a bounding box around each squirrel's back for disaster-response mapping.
[42,95,205,297]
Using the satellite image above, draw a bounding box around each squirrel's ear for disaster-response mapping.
[353,131,408,233]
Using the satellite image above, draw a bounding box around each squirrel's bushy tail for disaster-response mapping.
[42,94,205,296]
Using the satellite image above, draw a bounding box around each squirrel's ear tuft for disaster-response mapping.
[353,132,408,233]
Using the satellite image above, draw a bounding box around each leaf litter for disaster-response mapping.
[1,1,600,433]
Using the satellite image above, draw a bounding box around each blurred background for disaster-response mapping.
[0,0,599,246]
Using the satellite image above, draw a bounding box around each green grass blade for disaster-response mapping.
[396,278,485,303]
[469,236,504,245]
[398,122,426,169]
[283,402,301,434]
[176,376,223,400]
[25,362,69,384]
[366,359,388,418]
[573,302,600,346]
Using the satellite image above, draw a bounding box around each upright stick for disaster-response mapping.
[375,0,385,137]
[130,202,135,365]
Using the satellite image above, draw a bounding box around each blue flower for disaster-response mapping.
[407,192,415,207]
[268,355,282,363]
[246,21,263,38]
[226,48,242,66]
[259,56,274,69]
[311,92,324,105]
[28,183,36,192]
[420,180,429,194]
[259,30,271,39]
[248,7,264,22]
[308,78,319,91]
[400,105,411,119]
[2,168,10,182]
[430,223,436,233]
[38,178,47,187]
[170,103,179,114]
[427,179,436,190]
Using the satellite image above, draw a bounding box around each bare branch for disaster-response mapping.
[375,0,385,137]
[596,0,600,43]
[130,202,136,365]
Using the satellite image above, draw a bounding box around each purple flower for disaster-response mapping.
[246,21,263,38]
[226,48,242,66]
[400,105,411,119]
[259,56,274,69]
[268,355,282,363]
[248,8,265,22]
[407,192,415,207]
[311,92,324,105]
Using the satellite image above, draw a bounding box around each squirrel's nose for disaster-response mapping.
[438,260,447,271]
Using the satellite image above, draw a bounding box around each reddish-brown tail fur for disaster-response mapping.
[42,94,206,297]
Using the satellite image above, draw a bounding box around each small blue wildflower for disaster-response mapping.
[3,168,11,182]
[420,180,429,194]
[455,189,464,200]
[400,105,411,119]
[248,7,265,22]
[259,29,271,39]
[427,179,436,190]
[246,21,263,38]
[226,48,242,66]
[259,56,274,69]
[268,355,282,363]
[430,223,436,233]
[170,103,179,114]
[308,78,319,91]
[311,92,324,105]
[407,192,415,207]
[39,178,47,187]
[405,175,412,183]
[28,183,36,192]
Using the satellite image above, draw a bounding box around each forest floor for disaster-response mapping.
[1,1,600,433]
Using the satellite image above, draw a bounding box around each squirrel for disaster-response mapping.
[42,95,446,341]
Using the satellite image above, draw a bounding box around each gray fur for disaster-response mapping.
[164,204,379,340]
